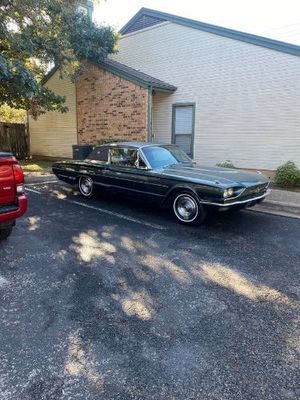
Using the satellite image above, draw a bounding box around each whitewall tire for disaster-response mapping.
[173,193,206,226]
[79,176,94,198]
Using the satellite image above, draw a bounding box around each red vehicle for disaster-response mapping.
[0,152,27,240]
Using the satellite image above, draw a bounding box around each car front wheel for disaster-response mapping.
[173,192,206,226]
[79,176,94,198]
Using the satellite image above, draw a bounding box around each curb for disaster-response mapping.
[250,207,300,220]
[252,200,300,219]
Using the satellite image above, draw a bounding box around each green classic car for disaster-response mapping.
[52,142,270,225]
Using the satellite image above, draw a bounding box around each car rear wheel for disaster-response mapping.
[79,176,94,198]
[0,226,13,241]
[173,192,206,226]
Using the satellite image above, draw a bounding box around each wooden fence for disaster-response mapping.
[0,122,28,159]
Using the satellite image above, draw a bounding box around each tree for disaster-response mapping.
[0,1,118,118]
[0,104,26,123]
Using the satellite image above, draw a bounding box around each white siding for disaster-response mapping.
[113,22,300,169]
[29,71,77,158]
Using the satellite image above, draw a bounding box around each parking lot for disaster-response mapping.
[0,178,299,400]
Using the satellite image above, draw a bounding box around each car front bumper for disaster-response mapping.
[0,195,28,224]
[201,189,271,209]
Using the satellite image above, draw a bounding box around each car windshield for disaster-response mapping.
[142,145,192,169]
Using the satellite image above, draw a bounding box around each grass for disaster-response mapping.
[20,160,55,174]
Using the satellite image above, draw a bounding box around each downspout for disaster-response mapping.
[147,85,153,142]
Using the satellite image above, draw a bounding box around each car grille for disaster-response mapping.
[241,182,269,199]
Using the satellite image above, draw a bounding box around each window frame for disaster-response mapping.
[108,146,149,169]
[87,146,109,164]
[171,102,196,158]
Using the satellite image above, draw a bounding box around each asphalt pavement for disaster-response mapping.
[0,178,299,400]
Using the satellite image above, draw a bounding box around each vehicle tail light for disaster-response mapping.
[13,164,25,195]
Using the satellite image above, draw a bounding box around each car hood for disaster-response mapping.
[159,164,269,188]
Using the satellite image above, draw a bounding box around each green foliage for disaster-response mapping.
[274,161,300,187]
[0,1,118,118]
[0,104,26,123]
[216,160,236,169]
[20,160,54,174]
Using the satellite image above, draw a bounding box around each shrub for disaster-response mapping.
[216,160,236,169]
[274,161,300,187]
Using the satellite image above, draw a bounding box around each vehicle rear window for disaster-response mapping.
[87,147,109,162]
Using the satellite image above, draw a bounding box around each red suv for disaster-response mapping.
[0,152,27,240]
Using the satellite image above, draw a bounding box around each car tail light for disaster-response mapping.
[13,164,25,195]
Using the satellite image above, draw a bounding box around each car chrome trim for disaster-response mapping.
[102,171,169,188]
[57,173,76,180]
[201,189,271,207]
[93,181,165,197]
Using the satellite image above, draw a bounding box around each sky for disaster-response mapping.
[93,0,300,45]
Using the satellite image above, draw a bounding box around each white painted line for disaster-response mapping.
[26,187,42,194]
[26,180,58,186]
[69,200,167,230]
[26,185,166,230]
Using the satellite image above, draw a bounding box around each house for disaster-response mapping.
[28,8,300,170]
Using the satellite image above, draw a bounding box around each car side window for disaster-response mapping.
[110,147,138,167]
[87,147,109,163]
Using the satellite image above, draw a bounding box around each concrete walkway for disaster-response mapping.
[253,188,300,219]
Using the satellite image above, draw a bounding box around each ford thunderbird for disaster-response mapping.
[52,142,270,225]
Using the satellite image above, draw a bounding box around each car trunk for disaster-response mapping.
[0,152,16,205]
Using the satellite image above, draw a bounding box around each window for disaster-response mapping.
[110,147,138,167]
[172,104,195,157]
[87,147,109,163]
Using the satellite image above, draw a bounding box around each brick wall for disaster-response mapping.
[76,63,148,144]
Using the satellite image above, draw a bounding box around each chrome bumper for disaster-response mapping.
[202,189,271,207]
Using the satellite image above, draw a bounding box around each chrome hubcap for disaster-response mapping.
[80,177,93,195]
[174,194,198,222]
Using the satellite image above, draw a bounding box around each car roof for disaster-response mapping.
[99,141,173,149]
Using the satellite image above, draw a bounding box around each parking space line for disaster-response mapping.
[69,200,167,230]
[26,187,42,194]
[25,186,166,230]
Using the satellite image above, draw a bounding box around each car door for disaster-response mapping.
[105,146,169,200]
[83,146,110,186]
[104,146,140,195]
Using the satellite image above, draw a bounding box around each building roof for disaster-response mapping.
[41,59,177,92]
[120,8,300,57]
[98,59,177,91]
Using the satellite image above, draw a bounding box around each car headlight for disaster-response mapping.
[223,188,234,198]
[223,187,245,198]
